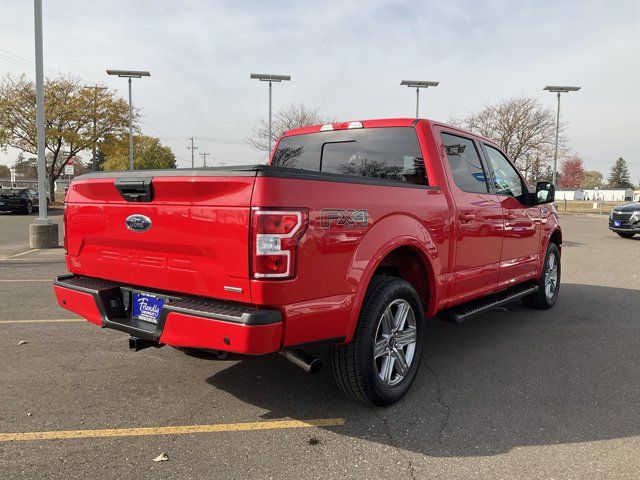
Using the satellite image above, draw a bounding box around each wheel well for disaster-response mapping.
[550,229,562,250]
[373,246,430,308]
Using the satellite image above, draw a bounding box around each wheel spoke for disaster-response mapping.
[380,354,395,383]
[548,254,555,270]
[393,301,409,331]
[392,347,409,377]
[395,327,417,347]
[373,338,388,359]
[381,309,394,335]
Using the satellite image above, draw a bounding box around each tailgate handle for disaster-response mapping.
[115,178,154,202]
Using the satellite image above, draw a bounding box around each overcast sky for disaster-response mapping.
[1,0,639,181]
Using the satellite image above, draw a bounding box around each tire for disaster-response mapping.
[522,242,561,309]
[24,201,33,215]
[330,275,425,406]
[616,232,636,239]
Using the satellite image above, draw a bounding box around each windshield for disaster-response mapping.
[272,127,428,185]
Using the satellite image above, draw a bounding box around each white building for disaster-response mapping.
[634,190,640,202]
[555,189,584,201]
[583,188,634,202]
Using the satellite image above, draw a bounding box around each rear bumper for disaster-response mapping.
[53,275,283,355]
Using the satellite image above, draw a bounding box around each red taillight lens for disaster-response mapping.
[256,213,301,235]
[251,209,308,279]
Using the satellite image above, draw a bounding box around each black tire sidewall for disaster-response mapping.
[357,278,425,405]
[540,243,561,307]
[25,201,33,215]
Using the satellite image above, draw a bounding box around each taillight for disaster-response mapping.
[251,208,308,279]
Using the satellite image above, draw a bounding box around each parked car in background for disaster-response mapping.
[609,202,640,238]
[0,187,47,214]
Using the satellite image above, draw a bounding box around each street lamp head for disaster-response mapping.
[250,73,291,82]
[106,69,151,78]
[401,80,439,88]
[543,85,581,93]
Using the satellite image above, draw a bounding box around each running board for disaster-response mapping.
[439,284,538,323]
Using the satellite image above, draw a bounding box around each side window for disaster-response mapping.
[483,145,524,199]
[441,132,488,194]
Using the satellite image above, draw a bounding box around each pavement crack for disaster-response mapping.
[375,410,417,480]
[424,361,452,444]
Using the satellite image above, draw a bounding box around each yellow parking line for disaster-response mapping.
[0,319,83,324]
[0,249,39,261]
[0,418,345,442]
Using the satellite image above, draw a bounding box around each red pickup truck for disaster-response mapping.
[54,118,561,405]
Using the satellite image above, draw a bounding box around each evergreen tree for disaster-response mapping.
[607,157,633,188]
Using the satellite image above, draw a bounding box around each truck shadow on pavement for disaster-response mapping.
[207,283,640,457]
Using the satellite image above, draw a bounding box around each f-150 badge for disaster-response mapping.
[317,209,368,228]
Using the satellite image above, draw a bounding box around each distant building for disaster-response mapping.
[634,190,640,202]
[555,189,584,201]
[583,188,634,202]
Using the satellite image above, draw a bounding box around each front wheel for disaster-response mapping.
[24,201,33,215]
[330,276,424,406]
[522,242,561,309]
[616,232,636,239]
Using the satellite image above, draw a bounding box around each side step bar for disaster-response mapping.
[439,284,538,323]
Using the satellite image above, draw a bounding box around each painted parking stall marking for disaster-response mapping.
[0,418,346,442]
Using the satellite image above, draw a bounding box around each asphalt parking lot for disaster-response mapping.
[0,212,638,479]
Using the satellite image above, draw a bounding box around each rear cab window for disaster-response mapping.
[272,127,428,185]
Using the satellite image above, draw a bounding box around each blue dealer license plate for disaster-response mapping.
[614,220,622,227]
[132,293,165,324]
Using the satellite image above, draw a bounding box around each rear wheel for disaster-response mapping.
[522,242,560,309]
[330,276,424,406]
[616,232,636,239]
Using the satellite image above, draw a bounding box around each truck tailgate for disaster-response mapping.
[65,174,255,303]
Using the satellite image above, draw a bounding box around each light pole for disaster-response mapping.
[29,0,58,248]
[106,69,150,170]
[400,80,439,117]
[250,73,291,157]
[543,85,581,185]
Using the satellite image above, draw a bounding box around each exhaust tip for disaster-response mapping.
[280,349,323,374]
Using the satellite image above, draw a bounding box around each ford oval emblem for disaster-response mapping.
[125,214,152,232]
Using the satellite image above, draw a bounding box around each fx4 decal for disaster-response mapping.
[317,209,369,229]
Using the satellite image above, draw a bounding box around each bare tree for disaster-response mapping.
[451,97,565,179]
[247,103,329,152]
[0,74,131,200]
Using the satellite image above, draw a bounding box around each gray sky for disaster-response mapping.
[1,0,639,182]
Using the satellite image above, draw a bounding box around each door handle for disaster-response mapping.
[458,211,476,222]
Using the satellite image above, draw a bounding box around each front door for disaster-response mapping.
[482,144,542,287]
[439,131,503,304]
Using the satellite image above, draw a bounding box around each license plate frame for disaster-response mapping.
[131,292,165,324]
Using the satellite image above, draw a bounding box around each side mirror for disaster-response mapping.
[535,181,555,204]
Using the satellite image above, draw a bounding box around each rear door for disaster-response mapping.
[481,144,542,287]
[65,173,256,303]
[439,131,503,303]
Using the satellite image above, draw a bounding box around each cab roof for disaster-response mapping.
[282,117,498,147]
